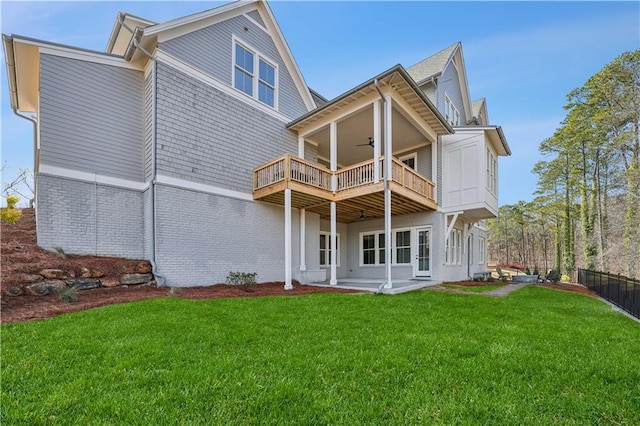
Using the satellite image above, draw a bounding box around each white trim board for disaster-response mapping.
[155,174,253,202]
[39,164,148,191]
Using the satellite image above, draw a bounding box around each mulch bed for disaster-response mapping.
[0,282,358,324]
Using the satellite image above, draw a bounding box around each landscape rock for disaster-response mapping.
[25,280,66,296]
[66,278,101,290]
[80,267,92,278]
[39,269,67,280]
[140,280,157,287]
[122,262,152,274]
[101,278,120,288]
[4,285,24,296]
[15,273,44,284]
[91,269,106,278]
[120,273,153,285]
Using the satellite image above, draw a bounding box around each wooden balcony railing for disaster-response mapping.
[253,154,435,204]
[390,158,435,201]
[254,154,332,191]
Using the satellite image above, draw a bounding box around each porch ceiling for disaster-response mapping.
[288,65,452,168]
[306,105,428,167]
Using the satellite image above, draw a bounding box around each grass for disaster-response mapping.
[441,283,506,293]
[2,286,639,424]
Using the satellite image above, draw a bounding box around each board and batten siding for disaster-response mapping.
[39,54,145,182]
[159,13,308,119]
[155,62,297,193]
[438,61,467,125]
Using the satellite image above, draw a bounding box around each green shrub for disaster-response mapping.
[547,269,561,283]
[51,246,67,258]
[487,276,495,283]
[226,271,258,292]
[561,274,571,283]
[58,286,79,303]
[524,267,531,275]
[532,267,539,276]
[1,195,22,224]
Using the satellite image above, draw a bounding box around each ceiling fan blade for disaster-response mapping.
[356,143,372,147]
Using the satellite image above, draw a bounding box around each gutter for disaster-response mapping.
[3,35,39,195]
[117,15,166,286]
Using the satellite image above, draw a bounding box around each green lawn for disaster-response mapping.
[2,287,639,424]
[441,283,506,293]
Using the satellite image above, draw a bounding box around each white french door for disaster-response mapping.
[414,227,431,277]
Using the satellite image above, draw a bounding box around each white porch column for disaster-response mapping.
[384,95,393,288]
[284,188,293,290]
[330,121,338,191]
[298,136,305,159]
[330,201,337,286]
[299,209,306,271]
[373,99,381,183]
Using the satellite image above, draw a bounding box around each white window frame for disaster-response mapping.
[478,236,486,264]
[444,94,460,126]
[231,36,278,109]
[319,232,340,268]
[486,147,497,195]
[445,228,462,266]
[398,152,417,170]
[359,228,413,266]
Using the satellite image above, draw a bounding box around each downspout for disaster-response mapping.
[118,16,166,285]
[373,79,389,295]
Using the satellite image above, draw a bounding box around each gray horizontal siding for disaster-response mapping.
[246,9,265,27]
[155,62,297,193]
[39,54,145,181]
[439,62,467,125]
[160,13,307,119]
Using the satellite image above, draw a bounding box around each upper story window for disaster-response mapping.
[486,148,497,194]
[399,153,417,170]
[444,95,460,126]
[233,39,277,108]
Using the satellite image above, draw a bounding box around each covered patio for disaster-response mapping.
[253,65,453,290]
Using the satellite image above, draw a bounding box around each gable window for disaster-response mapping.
[258,59,275,106]
[234,44,254,96]
[444,95,460,126]
[233,39,277,108]
[319,232,340,267]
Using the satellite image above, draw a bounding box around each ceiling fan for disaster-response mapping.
[356,137,374,148]
[359,210,376,220]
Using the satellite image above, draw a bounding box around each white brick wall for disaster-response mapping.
[36,174,145,259]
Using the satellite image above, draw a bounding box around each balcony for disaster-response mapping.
[253,154,436,222]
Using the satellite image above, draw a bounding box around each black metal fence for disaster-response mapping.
[578,269,639,319]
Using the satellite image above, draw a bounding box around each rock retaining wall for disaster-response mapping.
[3,262,156,297]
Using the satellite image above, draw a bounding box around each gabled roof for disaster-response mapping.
[309,88,328,107]
[122,0,316,111]
[106,12,156,55]
[406,42,459,85]
[471,98,485,118]
[288,64,453,137]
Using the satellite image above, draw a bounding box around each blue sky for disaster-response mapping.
[1,1,638,206]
